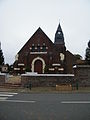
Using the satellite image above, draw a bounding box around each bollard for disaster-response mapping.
[29,81,32,90]
[76,82,78,90]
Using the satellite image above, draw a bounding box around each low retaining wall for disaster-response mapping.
[0,73,6,85]
[21,74,74,87]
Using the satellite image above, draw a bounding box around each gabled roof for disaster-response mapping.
[18,27,53,54]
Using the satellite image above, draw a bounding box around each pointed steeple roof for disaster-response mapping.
[88,40,90,48]
[57,23,62,32]
[0,41,1,50]
[54,23,65,45]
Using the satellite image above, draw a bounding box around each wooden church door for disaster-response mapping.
[34,60,42,74]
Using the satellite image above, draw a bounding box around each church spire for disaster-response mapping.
[54,23,65,45]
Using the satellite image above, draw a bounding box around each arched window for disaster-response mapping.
[37,44,40,52]
[42,43,46,52]
[31,44,35,52]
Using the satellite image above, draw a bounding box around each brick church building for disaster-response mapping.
[13,23,76,74]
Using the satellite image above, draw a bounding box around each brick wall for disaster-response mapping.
[74,65,90,87]
[14,28,75,74]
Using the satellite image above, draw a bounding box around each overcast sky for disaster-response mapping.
[0,0,90,64]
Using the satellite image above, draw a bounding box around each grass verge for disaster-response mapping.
[0,86,90,93]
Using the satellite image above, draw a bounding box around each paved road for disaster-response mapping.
[0,92,90,120]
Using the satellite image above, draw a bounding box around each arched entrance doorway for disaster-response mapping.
[34,60,42,74]
[31,57,45,73]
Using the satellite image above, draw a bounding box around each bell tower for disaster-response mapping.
[54,23,65,45]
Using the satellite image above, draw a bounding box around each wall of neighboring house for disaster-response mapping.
[0,73,5,85]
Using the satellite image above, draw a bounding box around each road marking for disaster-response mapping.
[0,92,18,95]
[0,94,14,97]
[0,92,18,100]
[61,101,90,104]
[0,99,36,103]
[0,92,35,103]
[0,97,8,100]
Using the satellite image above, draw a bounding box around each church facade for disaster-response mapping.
[13,23,76,74]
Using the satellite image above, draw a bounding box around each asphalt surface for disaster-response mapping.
[0,92,90,120]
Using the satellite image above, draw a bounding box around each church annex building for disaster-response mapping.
[13,23,76,74]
